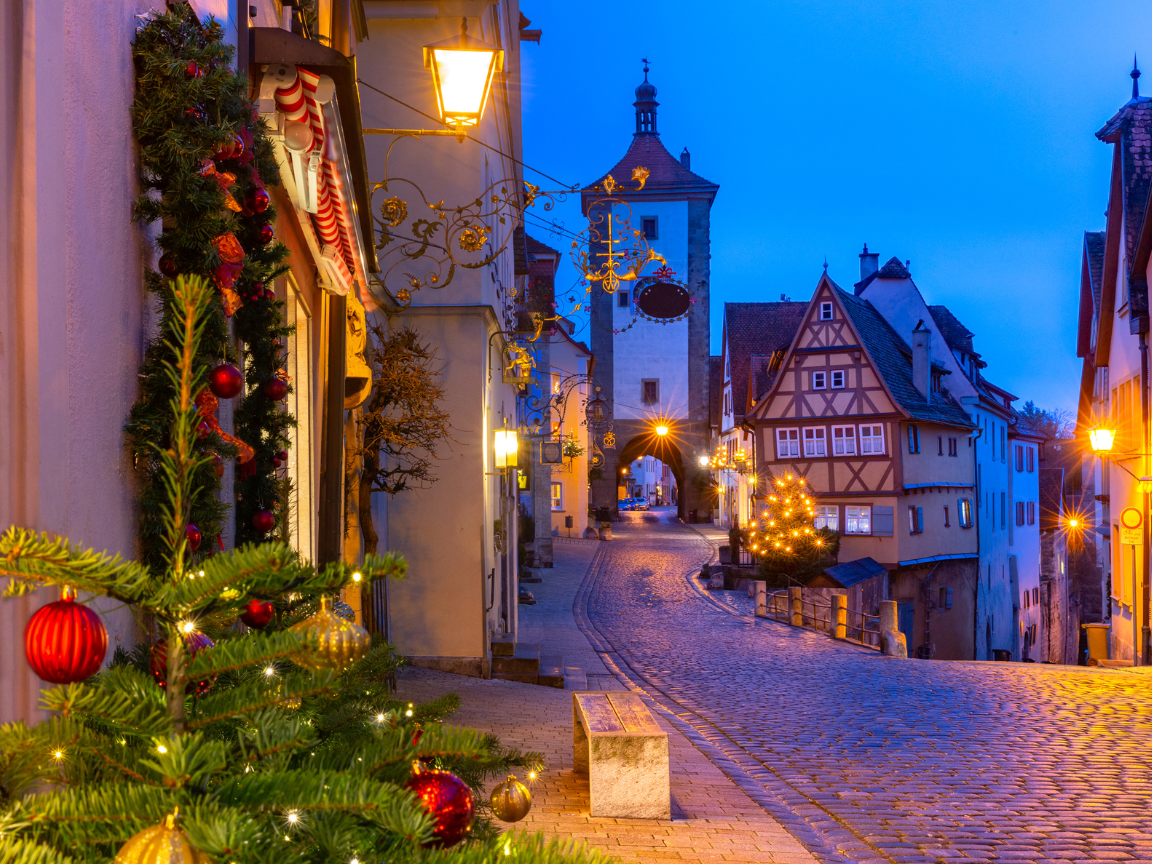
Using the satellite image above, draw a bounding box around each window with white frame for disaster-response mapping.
[814,505,839,531]
[551,482,563,511]
[776,428,800,458]
[958,497,973,528]
[860,424,885,454]
[803,427,827,457]
[819,301,833,320]
[811,371,826,390]
[831,370,846,388]
[845,505,871,534]
[832,425,857,456]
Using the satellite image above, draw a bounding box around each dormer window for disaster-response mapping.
[819,302,833,321]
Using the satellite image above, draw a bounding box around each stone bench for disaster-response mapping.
[572,691,669,819]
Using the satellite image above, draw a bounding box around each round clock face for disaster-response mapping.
[635,281,691,320]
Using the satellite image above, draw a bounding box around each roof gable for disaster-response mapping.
[722,301,808,422]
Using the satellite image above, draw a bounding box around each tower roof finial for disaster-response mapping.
[642,57,650,81]
[1133,54,1141,100]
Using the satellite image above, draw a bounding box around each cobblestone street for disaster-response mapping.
[400,512,1152,864]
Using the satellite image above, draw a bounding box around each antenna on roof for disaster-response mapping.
[1133,54,1142,100]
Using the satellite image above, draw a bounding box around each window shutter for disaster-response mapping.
[873,505,894,536]
[946,587,953,609]
[917,507,924,534]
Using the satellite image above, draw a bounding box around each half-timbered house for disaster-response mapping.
[748,272,981,659]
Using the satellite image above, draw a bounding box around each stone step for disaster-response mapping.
[492,643,540,676]
[492,672,539,685]
[491,635,516,657]
[538,654,565,688]
[563,666,588,690]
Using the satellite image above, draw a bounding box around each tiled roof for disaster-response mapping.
[709,355,723,428]
[583,134,717,194]
[1038,467,1064,532]
[822,557,887,589]
[724,302,808,421]
[928,305,975,354]
[1097,97,1152,261]
[1085,231,1106,308]
[525,234,559,257]
[877,257,910,279]
[750,353,785,406]
[835,288,975,428]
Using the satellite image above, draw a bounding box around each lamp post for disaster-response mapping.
[1089,424,1119,657]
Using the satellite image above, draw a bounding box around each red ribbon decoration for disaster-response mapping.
[195,390,255,464]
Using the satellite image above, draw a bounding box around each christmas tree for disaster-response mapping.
[752,473,839,589]
[0,276,604,864]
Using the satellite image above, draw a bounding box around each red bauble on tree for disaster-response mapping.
[261,377,288,401]
[150,631,215,695]
[208,364,244,399]
[247,188,270,213]
[186,524,201,551]
[405,765,475,848]
[24,588,108,684]
[251,509,275,533]
[276,450,288,462]
[240,599,275,629]
[158,253,178,278]
[184,60,203,78]
[258,223,274,244]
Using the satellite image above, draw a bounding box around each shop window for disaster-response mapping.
[285,276,315,562]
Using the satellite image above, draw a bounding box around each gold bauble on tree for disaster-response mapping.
[290,594,370,670]
[489,774,532,823]
[115,809,211,864]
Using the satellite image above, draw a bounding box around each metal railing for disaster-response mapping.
[763,584,881,650]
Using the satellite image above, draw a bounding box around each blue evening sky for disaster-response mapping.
[518,1,1152,416]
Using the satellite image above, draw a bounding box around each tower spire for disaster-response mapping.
[633,60,658,136]
[1133,54,1141,101]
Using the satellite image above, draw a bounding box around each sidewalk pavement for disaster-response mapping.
[395,532,817,864]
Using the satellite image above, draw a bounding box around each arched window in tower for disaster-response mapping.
[634,61,659,136]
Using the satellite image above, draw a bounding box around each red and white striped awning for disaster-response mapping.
[273,66,359,282]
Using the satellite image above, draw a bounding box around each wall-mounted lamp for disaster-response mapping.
[424,19,504,130]
[1088,426,1116,453]
[494,428,519,469]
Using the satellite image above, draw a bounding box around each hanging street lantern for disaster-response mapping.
[424,19,504,130]
[1088,426,1116,453]
[494,429,518,469]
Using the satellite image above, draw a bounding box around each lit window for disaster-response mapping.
[285,276,315,561]
[958,498,973,529]
[832,425,857,456]
[803,427,827,457]
[860,424,885,454]
[814,505,838,531]
[819,302,833,321]
[776,428,800,458]
[831,370,846,389]
[811,371,826,390]
[908,505,924,535]
[845,506,871,534]
[550,483,563,511]
[552,372,561,395]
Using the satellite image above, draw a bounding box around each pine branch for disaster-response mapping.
[40,667,170,738]
[0,838,77,864]
[184,630,311,680]
[185,671,339,729]
[0,528,152,604]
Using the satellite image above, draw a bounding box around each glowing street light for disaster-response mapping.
[424,19,504,130]
[655,425,669,437]
[1088,427,1116,453]
[698,455,710,468]
[494,428,519,469]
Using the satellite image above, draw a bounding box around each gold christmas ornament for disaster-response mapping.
[115,809,212,864]
[489,774,532,823]
[290,594,370,670]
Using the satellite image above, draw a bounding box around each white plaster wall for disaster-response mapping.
[612,199,690,421]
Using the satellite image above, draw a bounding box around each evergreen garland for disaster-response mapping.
[126,6,292,570]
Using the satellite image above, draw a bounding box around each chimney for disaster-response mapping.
[859,243,879,282]
[680,147,691,169]
[912,320,931,403]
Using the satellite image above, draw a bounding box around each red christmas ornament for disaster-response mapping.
[258,223,274,244]
[214,139,235,161]
[150,631,215,695]
[247,188,270,213]
[276,450,289,462]
[270,457,281,469]
[186,524,202,551]
[196,421,211,440]
[208,364,244,399]
[252,509,276,533]
[231,133,245,160]
[406,766,475,848]
[158,253,178,278]
[261,377,288,401]
[213,454,225,478]
[185,60,203,79]
[240,599,275,630]
[24,589,108,684]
